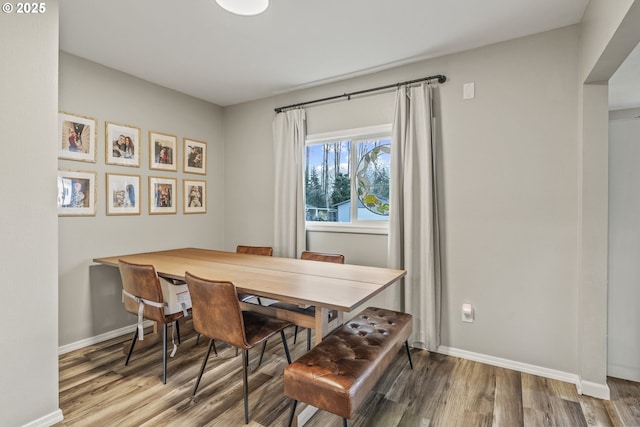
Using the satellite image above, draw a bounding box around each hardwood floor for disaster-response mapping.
[55,324,640,426]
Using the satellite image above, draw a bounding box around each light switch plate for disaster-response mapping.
[463,82,475,99]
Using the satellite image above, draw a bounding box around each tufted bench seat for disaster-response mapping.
[283,307,413,427]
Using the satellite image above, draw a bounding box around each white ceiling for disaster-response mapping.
[59,0,598,107]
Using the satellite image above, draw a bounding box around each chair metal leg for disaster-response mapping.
[195,332,201,345]
[306,328,311,351]
[175,319,181,345]
[258,340,268,367]
[242,349,250,424]
[162,323,168,384]
[193,338,216,396]
[125,328,138,366]
[287,400,298,427]
[281,330,292,364]
[343,418,350,427]
[405,340,414,370]
[293,326,299,344]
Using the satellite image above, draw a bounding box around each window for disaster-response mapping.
[304,125,391,233]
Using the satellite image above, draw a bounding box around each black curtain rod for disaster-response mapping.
[274,74,446,113]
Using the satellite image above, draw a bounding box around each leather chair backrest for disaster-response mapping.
[236,245,273,256]
[300,251,344,264]
[118,260,166,323]
[185,272,248,349]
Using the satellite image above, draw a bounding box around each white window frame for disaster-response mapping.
[305,124,392,235]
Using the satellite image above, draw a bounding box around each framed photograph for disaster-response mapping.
[149,131,178,171]
[105,122,140,167]
[149,176,177,215]
[57,170,97,216]
[58,111,97,162]
[183,179,206,214]
[183,138,207,175]
[106,173,141,215]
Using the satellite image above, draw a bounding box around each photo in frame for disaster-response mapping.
[106,173,141,215]
[183,179,206,214]
[57,170,97,216]
[105,122,140,167]
[149,176,177,214]
[183,138,207,175]
[58,112,97,162]
[149,131,178,171]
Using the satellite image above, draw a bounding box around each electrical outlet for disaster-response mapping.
[462,303,474,323]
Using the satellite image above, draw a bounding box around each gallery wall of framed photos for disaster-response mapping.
[58,51,224,349]
[57,111,208,217]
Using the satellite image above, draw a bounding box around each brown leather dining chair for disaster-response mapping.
[258,251,345,364]
[118,259,185,385]
[193,245,273,347]
[236,245,272,305]
[185,271,292,425]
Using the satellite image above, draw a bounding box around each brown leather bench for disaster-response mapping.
[283,307,413,427]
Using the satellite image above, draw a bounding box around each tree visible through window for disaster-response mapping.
[304,126,391,224]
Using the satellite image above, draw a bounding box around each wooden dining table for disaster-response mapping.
[93,247,406,345]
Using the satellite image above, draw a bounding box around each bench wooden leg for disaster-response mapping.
[405,340,413,369]
[288,400,298,427]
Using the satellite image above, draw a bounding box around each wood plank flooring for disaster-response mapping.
[55,323,640,426]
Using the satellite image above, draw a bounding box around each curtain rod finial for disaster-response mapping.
[438,76,447,84]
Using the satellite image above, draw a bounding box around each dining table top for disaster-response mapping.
[93,247,406,313]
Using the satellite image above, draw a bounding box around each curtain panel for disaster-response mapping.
[272,109,307,258]
[388,84,442,351]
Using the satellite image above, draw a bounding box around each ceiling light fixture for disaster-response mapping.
[215,0,269,16]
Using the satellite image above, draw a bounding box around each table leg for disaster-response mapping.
[313,308,344,346]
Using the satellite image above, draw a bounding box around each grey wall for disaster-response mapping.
[608,110,640,382]
[224,26,582,375]
[58,52,225,346]
[0,1,62,425]
[578,0,640,397]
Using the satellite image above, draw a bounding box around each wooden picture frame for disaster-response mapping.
[149,176,177,215]
[183,138,207,175]
[105,122,140,167]
[106,173,141,215]
[183,179,206,214]
[57,170,97,216]
[58,111,97,162]
[149,131,178,171]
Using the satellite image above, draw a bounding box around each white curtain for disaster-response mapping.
[388,84,441,351]
[273,109,307,258]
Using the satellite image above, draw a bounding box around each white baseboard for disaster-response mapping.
[58,321,153,355]
[21,409,63,427]
[578,379,611,400]
[436,346,605,397]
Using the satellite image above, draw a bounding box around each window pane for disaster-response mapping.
[356,139,390,221]
[305,141,350,222]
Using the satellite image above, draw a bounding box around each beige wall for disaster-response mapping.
[58,52,225,346]
[0,1,62,425]
[224,26,582,374]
